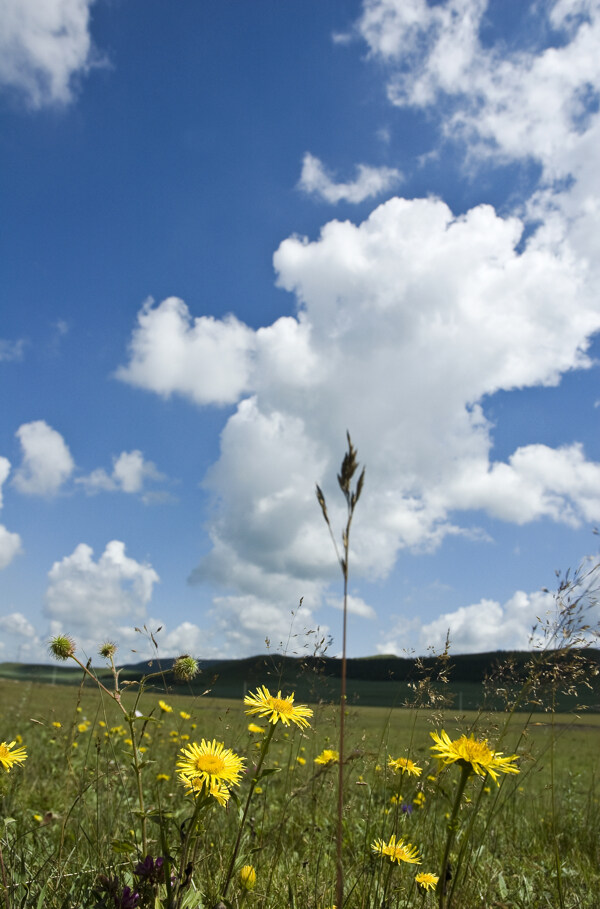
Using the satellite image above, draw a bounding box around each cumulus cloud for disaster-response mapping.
[114,0,600,654]
[118,195,600,653]
[0,456,23,570]
[115,297,256,406]
[13,421,75,496]
[0,0,101,108]
[298,152,402,203]
[0,611,36,638]
[77,450,167,499]
[376,587,556,655]
[45,540,160,652]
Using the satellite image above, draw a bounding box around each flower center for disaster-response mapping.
[195,754,226,774]
[269,696,293,716]
[459,737,493,764]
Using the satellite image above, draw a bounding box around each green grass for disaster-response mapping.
[1,677,599,908]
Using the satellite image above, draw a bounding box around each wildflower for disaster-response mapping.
[49,634,75,660]
[413,791,425,808]
[0,741,27,771]
[177,739,245,790]
[371,834,422,865]
[296,756,306,765]
[415,872,439,891]
[52,721,62,729]
[33,813,43,822]
[430,730,519,784]
[314,748,339,766]
[180,775,231,806]
[244,685,313,729]
[248,723,266,735]
[239,865,257,891]
[134,855,165,884]
[118,885,140,908]
[158,700,173,713]
[77,722,90,734]
[388,756,422,777]
[179,711,191,720]
[99,641,117,659]
[254,785,263,794]
[156,773,170,782]
[173,654,200,681]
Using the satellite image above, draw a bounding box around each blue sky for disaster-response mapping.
[1,0,599,664]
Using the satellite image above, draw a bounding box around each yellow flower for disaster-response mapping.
[388,756,422,777]
[314,749,339,766]
[177,739,245,792]
[180,711,191,720]
[180,775,231,805]
[156,773,171,781]
[254,785,263,794]
[52,721,62,729]
[77,723,90,734]
[413,791,426,808]
[239,865,257,891]
[158,700,173,713]
[371,834,422,865]
[0,741,27,772]
[415,872,439,891]
[248,723,266,735]
[244,685,313,728]
[296,756,306,765]
[430,730,519,784]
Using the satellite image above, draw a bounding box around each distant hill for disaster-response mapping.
[1,648,598,711]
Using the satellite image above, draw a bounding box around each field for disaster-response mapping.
[1,669,599,909]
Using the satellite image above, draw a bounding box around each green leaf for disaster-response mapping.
[111,839,137,854]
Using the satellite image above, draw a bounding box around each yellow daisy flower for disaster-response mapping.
[314,748,339,766]
[158,700,173,713]
[371,834,421,865]
[415,872,439,891]
[0,741,27,772]
[179,711,191,720]
[177,739,245,790]
[430,730,519,784]
[239,865,257,891]
[247,723,266,735]
[179,774,232,806]
[244,685,313,728]
[388,756,422,777]
[156,773,171,781]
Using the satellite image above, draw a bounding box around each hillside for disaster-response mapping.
[1,648,598,711]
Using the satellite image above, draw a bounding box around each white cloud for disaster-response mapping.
[0,611,36,638]
[115,297,256,406]
[0,456,23,570]
[45,540,160,653]
[13,421,75,496]
[0,338,25,362]
[77,450,166,498]
[376,588,556,655]
[118,194,600,651]
[0,0,100,108]
[298,152,402,203]
[0,525,22,570]
[326,594,376,619]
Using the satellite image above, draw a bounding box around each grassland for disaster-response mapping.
[1,673,599,908]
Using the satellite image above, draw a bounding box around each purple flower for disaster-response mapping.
[134,855,165,884]
[117,886,140,909]
[401,803,413,815]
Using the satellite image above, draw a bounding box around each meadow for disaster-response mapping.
[1,663,599,909]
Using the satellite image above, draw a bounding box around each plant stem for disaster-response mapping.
[222,723,275,899]
[438,763,471,909]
